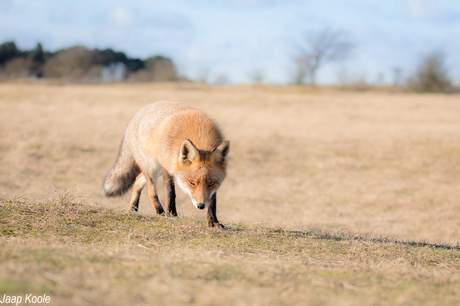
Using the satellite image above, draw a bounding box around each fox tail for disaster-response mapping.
[102,135,140,197]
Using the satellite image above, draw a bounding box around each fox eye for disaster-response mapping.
[188,180,195,186]
[208,182,215,187]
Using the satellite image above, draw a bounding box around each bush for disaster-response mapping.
[0,41,21,66]
[43,46,104,81]
[0,57,33,78]
[407,51,453,93]
[0,40,178,83]
[128,56,177,82]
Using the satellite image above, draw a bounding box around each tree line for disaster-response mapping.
[1,35,456,93]
[0,41,178,82]
[289,28,455,93]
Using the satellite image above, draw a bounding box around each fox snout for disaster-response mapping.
[191,198,211,210]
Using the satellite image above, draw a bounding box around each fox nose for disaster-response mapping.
[197,203,205,210]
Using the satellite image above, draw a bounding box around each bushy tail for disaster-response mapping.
[102,136,141,197]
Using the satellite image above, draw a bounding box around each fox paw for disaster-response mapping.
[208,221,225,229]
[166,211,178,217]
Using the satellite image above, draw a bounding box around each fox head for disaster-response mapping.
[175,139,230,210]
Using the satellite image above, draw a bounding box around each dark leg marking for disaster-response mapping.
[207,193,224,228]
[130,193,141,212]
[130,173,146,211]
[146,178,165,215]
[162,168,177,217]
[152,194,165,215]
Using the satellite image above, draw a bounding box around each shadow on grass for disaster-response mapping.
[281,227,460,251]
[2,194,459,252]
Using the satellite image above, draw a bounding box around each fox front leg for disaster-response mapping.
[145,174,165,215]
[207,193,224,228]
[162,168,177,217]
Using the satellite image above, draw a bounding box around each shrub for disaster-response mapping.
[407,51,453,93]
[43,46,103,81]
[0,57,33,78]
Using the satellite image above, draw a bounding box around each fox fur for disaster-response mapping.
[102,101,230,228]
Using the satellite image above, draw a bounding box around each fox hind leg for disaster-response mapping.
[145,166,165,215]
[162,168,177,217]
[129,173,147,211]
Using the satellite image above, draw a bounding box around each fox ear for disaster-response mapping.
[212,140,230,166]
[179,139,199,165]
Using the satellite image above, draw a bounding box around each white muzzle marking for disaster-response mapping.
[175,178,210,210]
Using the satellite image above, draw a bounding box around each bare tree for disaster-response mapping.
[214,73,230,86]
[375,72,385,86]
[247,68,265,84]
[292,55,307,85]
[391,67,402,87]
[293,27,353,85]
[196,66,211,84]
[336,65,349,86]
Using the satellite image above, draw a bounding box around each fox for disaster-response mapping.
[102,101,230,228]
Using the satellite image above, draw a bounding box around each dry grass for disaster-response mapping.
[1,81,460,304]
[1,81,459,242]
[1,195,460,305]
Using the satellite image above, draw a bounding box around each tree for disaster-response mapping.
[293,28,353,85]
[0,40,179,83]
[126,58,144,71]
[196,67,211,84]
[29,43,45,64]
[214,73,230,86]
[0,41,21,65]
[134,56,177,82]
[0,57,32,78]
[43,46,103,79]
[144,55,167,70]
[247,68,265,84]
[407,50,452,93]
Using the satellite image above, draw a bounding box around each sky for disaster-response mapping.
[0,0,459,84]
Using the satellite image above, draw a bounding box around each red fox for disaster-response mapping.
[102,101,230,228]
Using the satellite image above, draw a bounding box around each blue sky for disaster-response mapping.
[1,0,459,84]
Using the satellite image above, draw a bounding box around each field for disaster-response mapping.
[1,81,460,305]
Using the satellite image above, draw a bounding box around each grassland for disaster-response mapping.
[1,195,460,305]
[1,81,460,304]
